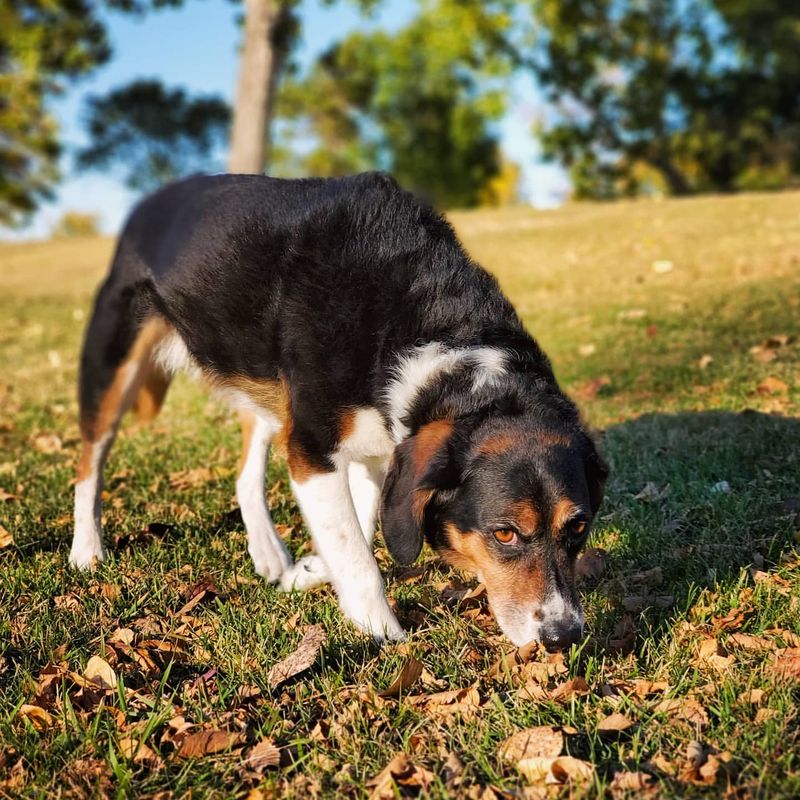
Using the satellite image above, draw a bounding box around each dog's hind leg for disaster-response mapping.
[237,409,292,583]
[72,280,171,568]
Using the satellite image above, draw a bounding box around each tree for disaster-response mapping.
[0,0,111,225]
[528,0,800,199]
[77,80,229,193]
[278,0,516,208]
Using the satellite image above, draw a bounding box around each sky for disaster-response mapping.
[15,0,569,239]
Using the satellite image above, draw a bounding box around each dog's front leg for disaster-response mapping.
[289,468,405,642]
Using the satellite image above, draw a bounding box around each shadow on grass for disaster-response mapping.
[586,409,800,649]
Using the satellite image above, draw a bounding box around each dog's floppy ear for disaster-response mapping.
[585,440,610,515]
[380,420,457,565]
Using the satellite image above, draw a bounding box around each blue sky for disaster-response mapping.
[18,0,568,238]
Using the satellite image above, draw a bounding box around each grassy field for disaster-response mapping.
[1,191,799,798]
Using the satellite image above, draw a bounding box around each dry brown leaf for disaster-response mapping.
[548,756,595,785]
[630,566,664,587]
[407,684,482,717]
[169,467,215,490]
[0,523,13,549]
[119,736,160,765]
[109,627,135,646]
[576,547,608,581]
[243,739,281,772]
[739,688,766,705]
[487,640,543,678]
[755,708,779,724]
[622,594,675,612]
[267,625,326,689]
[368,753,434,799]
[696,638,734,672]
[597,712,635,736]
[756,376,789,396]
[18,704,54,731]
[609,771,656,793]
[728,632,773,651]
[32,433,62,453]
[378,656,423,698]
[177,729,243,759]
[498,727,563,763]
[550,677,590,702]
[84,656,118,690]
[772,648,800,680]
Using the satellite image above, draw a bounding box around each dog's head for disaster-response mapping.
[380,414,608,649]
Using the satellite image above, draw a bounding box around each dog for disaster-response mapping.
[71,172,608,649]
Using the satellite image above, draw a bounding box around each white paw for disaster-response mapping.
[280,555,330,592]
[340,590,407,643]
[69,539,105,570]
[249,536,293,584]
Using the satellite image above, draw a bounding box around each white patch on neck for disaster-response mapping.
[385,342,507,441]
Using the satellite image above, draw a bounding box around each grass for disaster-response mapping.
[1,190,800,798]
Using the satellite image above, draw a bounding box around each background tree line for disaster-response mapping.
[2,0,799,226]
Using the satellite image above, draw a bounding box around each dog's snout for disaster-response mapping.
[541,620,583,652]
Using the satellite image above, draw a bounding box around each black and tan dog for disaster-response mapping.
[71,172,608,649]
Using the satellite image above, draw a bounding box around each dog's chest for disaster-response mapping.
[338,408,395,462]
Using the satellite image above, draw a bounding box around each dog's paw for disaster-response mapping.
[249,535,293,584]
[280,555,330,592]
[69,540,105,570]
[340,591,407,643]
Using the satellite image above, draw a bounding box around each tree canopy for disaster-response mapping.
[529,0,800,198]
[77,80,230,193]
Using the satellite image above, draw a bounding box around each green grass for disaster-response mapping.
[1,191,799,798]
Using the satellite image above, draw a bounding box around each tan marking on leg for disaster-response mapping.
[509,500,539,534]
[78,316,173,477]
[338,408,356,442]
[132,363,171,424]
[550,497,578,533]
[238,409,257,480]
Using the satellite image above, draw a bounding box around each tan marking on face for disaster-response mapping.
[476,433,517,457]
[78,316,173,481]
[537,430,571,446]
[442,523,547,610]
[411,420,453,475]
[551,497,578,533]
[509,500,539,534]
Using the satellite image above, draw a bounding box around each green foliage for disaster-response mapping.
[77,80,230,193]
[529,0,800,199]
[52,210,100,238]
[0,0,112,225]
[277,0,516,208]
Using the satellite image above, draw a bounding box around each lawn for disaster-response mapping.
[1,191,799,798]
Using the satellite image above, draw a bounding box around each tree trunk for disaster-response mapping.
[228,0,281,174]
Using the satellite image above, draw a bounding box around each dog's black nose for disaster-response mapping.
[541,622,583,652]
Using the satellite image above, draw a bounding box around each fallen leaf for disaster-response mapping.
[84,656,118,690]
[633,482,668,502]
[597,712,635,737]
[728,632,773,651]
[755,707,779,723]
[0,523,12,548]
[756,376,789,397]
[378,656,423,698]
[18,704,54,732]
[550,677,590,702]
[243,739,281,772]
[686,740,705,769]
[177,729,243,759]
[578,343,597,357]
[267,625,326,689]
[738,688,766,705]
[368,753,434,799]
[119,736,160,765]
[169,467,215,490]
[441,751,464,788]
[32,433,62,453]
[622,594,675,612]
[498,727,563,763]
[698,354,713,369]
[576,547,608,582]
[609,771,656,793]
[630,566,664,587]
[652,259,673,273]
[772,648,800,680]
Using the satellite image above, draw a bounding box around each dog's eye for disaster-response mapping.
[567,519,588,540]
[494,528,518,546]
